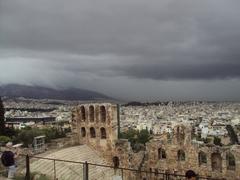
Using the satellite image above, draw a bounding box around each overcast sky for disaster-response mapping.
[0,0,240,101]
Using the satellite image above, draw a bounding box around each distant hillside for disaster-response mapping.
[0,84,111,101]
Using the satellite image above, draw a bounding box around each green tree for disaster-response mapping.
[119,128,152,151]
[137,129,152,145]
[0,96,5,135]
[0,136,11,144]
[14,127,67,147]
[119,128,138,146]
[15,128,43,147]
[213,136,222,146]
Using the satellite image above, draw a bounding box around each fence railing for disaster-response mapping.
[0,152,219,180]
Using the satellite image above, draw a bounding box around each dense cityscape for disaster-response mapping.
[0,96,239,179]
[4,97,240,145]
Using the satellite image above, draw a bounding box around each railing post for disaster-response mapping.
[196,174,199,180]
[25,155,30,180]
[164,172,169,180]
[167,173,170,180]
[53,159,56,180]
[83,161,89,180]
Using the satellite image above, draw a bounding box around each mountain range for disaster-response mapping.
[0,84,111,101]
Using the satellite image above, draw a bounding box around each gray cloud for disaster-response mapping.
[113,62,240,80]
[0,0,240,100]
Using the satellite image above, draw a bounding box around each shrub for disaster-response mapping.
[14,128,43,147]
[4,127,18,138]
[203,137,211,144]
[119,128,152,151]
[137,129,152,145]
[0,136,11,144]
[213,136,222,146]
[14,127,66,147]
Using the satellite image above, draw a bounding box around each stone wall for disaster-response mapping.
[71,103,144,180]
[71,103,240,180]
[71,103,122,163]
[143,125,240,180]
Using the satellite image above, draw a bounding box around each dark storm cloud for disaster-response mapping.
[1,0,240,80]
[114,61,240,80]
[0,0,240,100]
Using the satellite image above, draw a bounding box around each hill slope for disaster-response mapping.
[0,84,110,101]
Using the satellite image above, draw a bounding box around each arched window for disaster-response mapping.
[226,153,236,170]
[177,150,185,161]
[100,106,106,122]
[167,133,172,143]
[176,126,185,143]
[158,148,167,159]
[90,127,96,138]
[198,151,207,165]
[100,127,107,139]
[211,153,222,172]
[80,106,86,121]
[177,127,180,134]
[89,106,94,122]
[81,127,86,137]
[113,156,120,168]
[72,112,76,122]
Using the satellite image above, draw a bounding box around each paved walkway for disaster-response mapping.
[30,145,115,180]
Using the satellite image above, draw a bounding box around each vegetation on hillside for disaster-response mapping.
[213,136,222,146]
[0,135,11,144]
[0,126,68,147]
[13,127,67,147]
[119,128,152,152]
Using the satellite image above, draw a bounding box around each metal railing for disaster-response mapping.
[0,152,219,180]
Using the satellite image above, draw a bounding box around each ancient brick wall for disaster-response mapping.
[144,125,240,179]
[71,103,124,163]
[72,104,240,179]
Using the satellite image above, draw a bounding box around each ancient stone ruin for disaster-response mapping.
[71,103,240,180]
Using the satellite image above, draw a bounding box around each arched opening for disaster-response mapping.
[158,148,167,159]
[176,127,180,142]
[81,127,86,137]
[90,127,96,138]
[72,112,76,122]
[112,156,120,168]
[198,151,207,166]
[226,153,236,170]
[167,133,172,144]
[176,126,185,143]
[177,150,185,161]
[80,106,86,121]
[89,106,94,122]
[100,106,106,122]
[211,153,222,172]
[180,130,185,141]
[100,127,107,139]
[177,126,180,134]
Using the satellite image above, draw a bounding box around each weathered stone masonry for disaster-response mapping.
[72,103,240,180]
[72,103,119,162]
[143,125,240,179]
